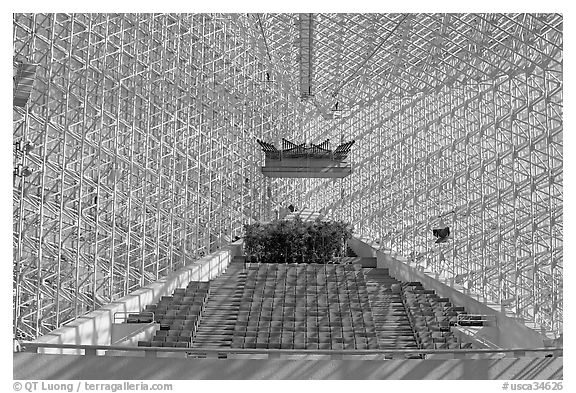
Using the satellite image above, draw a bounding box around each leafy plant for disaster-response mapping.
[243,218,353,264]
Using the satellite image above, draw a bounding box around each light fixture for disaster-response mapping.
[14,140,35,154]
[14,164,33,177]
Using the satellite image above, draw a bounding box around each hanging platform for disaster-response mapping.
[257,138,354,178]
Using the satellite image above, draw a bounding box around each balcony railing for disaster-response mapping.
[18,342,562,360]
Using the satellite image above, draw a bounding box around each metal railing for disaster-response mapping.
[113,311,155,324]
[452,322,501,349]
[456,314,496,325]
[17,342,563,360]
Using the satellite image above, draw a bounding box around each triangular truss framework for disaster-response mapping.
[13,13,562,341]
[295,13,562,338]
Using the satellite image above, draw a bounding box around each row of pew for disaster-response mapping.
[229,263,381,350]
[136,282,209,348]
[132,262,485,353]
[403,282,473,350]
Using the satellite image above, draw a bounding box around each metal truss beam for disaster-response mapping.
[13,13,305,340]
[301,13,562,339]
[298,13,314,99]
[13,13,563,342]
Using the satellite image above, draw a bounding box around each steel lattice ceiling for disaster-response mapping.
[13,13,562,341]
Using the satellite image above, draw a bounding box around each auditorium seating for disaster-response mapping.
[228,263,381,350]
[136,281,209,348]
[401,282,480,350]
[132,260,482,353]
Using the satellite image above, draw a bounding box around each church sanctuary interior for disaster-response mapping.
[13,13,563,380]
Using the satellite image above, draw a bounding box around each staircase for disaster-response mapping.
[364,268,419,352]
[192,263,246,348]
